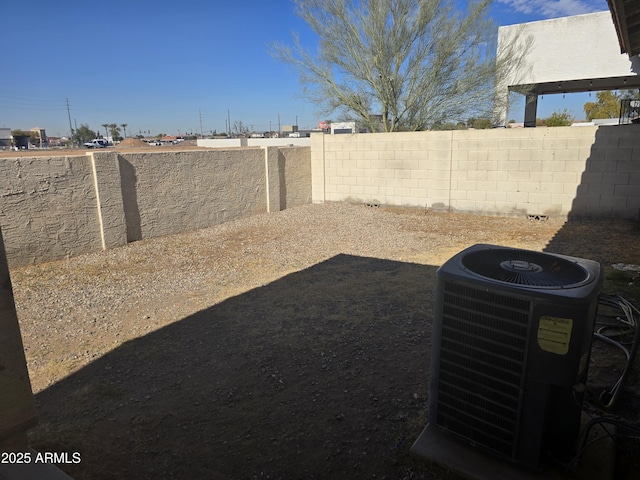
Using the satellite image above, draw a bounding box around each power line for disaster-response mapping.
[0,95,67,106]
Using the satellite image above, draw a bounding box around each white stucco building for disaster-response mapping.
[496,11,640,126]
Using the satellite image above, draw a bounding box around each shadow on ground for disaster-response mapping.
[546,216,640,480]
[31,254,438,479]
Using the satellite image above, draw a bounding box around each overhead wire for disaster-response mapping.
[0,95,68,111]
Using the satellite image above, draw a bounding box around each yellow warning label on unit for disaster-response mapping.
[537,316,573,355]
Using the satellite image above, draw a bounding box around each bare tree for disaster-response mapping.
[233,121,249,136]
[271,0,528,132]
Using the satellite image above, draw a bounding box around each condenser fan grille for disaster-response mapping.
[435,281,532,458]
[461,248,590,287]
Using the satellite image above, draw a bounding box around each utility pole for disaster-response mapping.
[227,109,231,136]
[278,113,281,135]
[199,109,203,138]
[66,98,74,144]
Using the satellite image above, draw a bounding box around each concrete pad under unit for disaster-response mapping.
[411,415,615,480]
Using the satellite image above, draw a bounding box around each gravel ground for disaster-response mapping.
[8,202,640,479]
[12,203,569,394]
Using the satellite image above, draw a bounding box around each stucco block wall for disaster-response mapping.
[91,152,127,249]
[118,149,268,241]
[0,155,103,264]
[277,146,312,209]
[0,226,37,444]
[311,125,640,219]
[0,147,311,267]
[311,134,326,203]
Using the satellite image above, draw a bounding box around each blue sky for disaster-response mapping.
[0,0,609,137]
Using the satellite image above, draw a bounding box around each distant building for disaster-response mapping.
[0,128,10,149]
[30,128,48,147]
[330,122,357,134]
[12,134,30,149]
[47,137,68,147]
[496,11,640,127]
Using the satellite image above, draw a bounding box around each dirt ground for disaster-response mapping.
[11,206,640,479]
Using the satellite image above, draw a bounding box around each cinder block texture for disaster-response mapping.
[311,125,640,219]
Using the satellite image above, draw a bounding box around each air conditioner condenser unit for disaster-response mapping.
[412,244,603,472]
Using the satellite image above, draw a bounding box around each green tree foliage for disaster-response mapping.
[73,124,97,144]
[618,89,640,101]
[10,129,31,136]
[583,91,620,121]
[544,109,573,127]
[29,131,41,147]
[471,117,492,129]
[109,123,122,142]
[431,121,466,130]
[271,0,528,132]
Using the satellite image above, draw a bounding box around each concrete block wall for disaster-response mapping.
[570,125,640,218]
[0,226,37,446]
[247,138,311,147]
[277,146,312,209]
[198,138,311,148]
[0,147,311,267]
[117,149,269,241]
[0,155,104,264]
[311,125,640,219]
